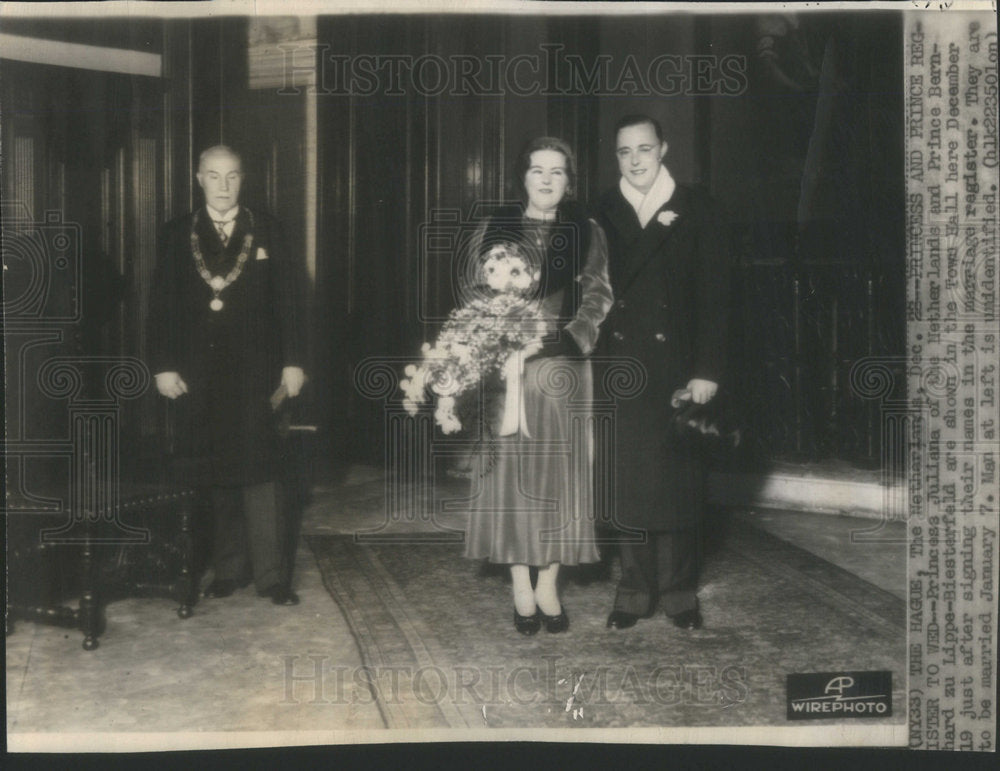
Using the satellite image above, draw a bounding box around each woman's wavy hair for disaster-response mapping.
[512,136,578,200]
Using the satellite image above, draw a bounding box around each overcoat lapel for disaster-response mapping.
[615,185,690,295]
[603,190,642,286]
[225,208,254,269]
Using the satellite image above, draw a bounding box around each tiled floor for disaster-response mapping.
[742,508,905,599]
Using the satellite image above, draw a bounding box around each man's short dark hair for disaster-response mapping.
[614,114,664,143]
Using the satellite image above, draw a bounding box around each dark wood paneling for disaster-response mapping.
[163,19,194,220]
[1,58,164,461]
[314,15,630,463]
[3,13,905,473]
[545,17,602,204]
[315,15,358,456]
[594,16,698,191]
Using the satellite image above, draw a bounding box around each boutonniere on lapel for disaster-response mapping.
[656,210,679,227]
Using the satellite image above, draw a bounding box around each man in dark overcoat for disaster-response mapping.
[596,115,731,631]
[147,145,306,605]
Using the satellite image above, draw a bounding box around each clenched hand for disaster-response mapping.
[155,372,189,399]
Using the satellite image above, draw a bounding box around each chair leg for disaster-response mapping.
[177,500,197,619]
[79,517,102,650]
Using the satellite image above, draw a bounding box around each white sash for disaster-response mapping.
[498,343,542,437]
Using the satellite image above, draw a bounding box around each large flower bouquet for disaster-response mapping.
[401,243,548,434]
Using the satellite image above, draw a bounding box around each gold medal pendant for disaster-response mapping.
[191,209,254,316]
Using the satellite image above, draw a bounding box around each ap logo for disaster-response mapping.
[824,676,855,697]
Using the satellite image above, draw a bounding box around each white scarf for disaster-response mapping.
[619,165,676,228]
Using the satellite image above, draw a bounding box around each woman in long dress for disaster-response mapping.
[464,137,613,635]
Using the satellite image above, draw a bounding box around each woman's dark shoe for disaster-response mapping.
[514,608,541,635]
[540,607,569,634]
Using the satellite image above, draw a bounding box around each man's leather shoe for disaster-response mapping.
[606,610,640,630]
[203,579,238,599]
[260,583,300,606]
[670,608,703,630]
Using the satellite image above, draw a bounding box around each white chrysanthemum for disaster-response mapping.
[451,342,473,365]
[434,396,461,434]
[480,244,541,295]
[398,256,549,435]
[428,367,462,397]
[504,256,532,292]
[399,366,428,404]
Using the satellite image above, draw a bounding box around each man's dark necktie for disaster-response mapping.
[213,220,229,247]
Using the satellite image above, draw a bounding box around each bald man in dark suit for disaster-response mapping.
[147,145,306,606]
